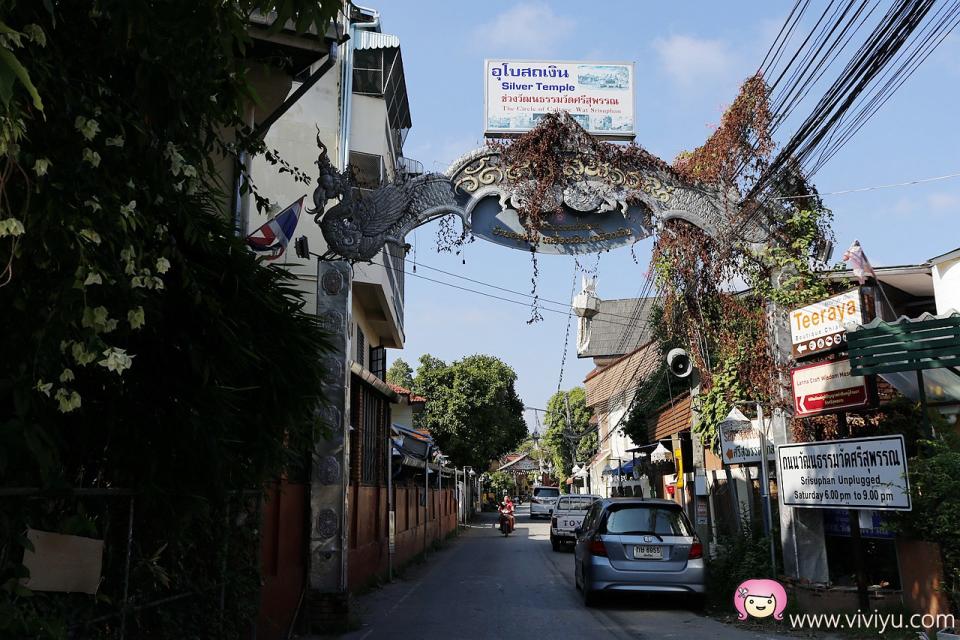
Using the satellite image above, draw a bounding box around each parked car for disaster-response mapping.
[573,498,705,608]
[550,494,600,551]
[530,486,561,519]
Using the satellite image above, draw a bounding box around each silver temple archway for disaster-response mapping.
[304,115,773,600]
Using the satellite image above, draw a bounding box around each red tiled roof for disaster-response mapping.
[387,383,427,404]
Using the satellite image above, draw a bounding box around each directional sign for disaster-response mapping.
[789,290,864,359]
[719,408,775,465]
[777,435,911,511]
[791,357,873,417]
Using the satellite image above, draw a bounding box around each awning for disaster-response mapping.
[846,311,960,375]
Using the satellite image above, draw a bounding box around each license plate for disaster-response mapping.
[634,545,663,559]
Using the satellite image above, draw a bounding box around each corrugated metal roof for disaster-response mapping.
[355,30,401,51]
[578,297,655,358]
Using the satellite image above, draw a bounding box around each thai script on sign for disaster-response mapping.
[490,62,570,79]
[780,447,902,471]
[501,95,621,105]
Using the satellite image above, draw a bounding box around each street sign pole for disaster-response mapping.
[756,403,777,577]
[837,412,870,611]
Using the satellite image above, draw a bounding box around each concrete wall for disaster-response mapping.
[250,60,404,349]
[898,539,953,616]
[258,481,307,640]
[347,485,458,591]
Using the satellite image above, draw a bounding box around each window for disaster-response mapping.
[533,487,560,498]
[582,502,603,533]
[360,384,386,485]
[556,496,597,512]
[369,345,386,380]
[603,505,692,536]
[356,329,365,368]
[348,151,385,190]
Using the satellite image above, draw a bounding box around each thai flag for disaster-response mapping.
[245,196,305,260]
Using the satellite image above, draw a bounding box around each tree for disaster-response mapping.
[489,471,516,498]
[541,387,595,480]
[386,357,414,388]
[412,354,526,470]
[0,2,338,636]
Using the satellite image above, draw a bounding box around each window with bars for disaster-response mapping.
[360,385,386,485]
[369,345,386,380]
[356,328,365,368]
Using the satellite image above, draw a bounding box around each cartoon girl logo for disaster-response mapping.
[734,578,787,620]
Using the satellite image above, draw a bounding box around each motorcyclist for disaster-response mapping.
[498,493,515,533]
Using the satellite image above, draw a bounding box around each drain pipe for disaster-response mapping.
[338,3,380,171]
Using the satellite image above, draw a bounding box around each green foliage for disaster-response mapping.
[411,354,527,470]
[541,387,594,479]
[386,357,414,389]
[746,207,835,308]
[488,471,516,498]
[693,356,745,453]
[893,434,960,611]
[0,1,338,637]
[707,524,775,609]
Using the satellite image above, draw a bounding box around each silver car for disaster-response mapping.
[530,486,560,519]
[573,498,705,607]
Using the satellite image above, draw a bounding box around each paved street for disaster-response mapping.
[341,505,784,640]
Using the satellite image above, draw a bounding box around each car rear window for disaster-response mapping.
[556,497,595,511]
[603,505,692,536]
[534,487,560,498]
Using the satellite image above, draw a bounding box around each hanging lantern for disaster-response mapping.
[650,443,674,473]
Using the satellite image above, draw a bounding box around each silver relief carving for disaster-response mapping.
[316,509,338,539]
[311,117,771,261]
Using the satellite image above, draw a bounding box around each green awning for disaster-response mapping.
[846,312,960,376]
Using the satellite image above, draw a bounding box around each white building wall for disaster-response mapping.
[932,255,960,315]
[247,56,406,350]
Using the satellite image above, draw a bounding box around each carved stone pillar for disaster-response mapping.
[308,260,353,621]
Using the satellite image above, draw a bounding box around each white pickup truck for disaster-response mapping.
[549,494,600,551]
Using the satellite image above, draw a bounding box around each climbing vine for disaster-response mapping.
[648,74,834,452]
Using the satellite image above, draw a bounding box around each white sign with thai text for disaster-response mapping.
[777,435,911,511]
[484,59,635,139]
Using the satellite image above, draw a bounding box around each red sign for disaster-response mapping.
[791,358,873,417]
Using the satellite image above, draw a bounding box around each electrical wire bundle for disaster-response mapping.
[747,0,960,209]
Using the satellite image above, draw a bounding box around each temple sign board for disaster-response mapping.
[484,60,635,140]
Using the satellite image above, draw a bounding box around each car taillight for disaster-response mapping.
[551,516,557,527]
[588,535,607,557]
[688,541,703,559]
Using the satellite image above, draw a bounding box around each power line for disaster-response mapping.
[770,170,960,200]
[364,257,648,331]
[365,256,657,327]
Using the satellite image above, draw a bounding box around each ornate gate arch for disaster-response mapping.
[304,114,778,601]
[312,115,770,262]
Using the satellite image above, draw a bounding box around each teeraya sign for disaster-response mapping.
[788,289,864,359]
[718,408,775,465]
[791,357,872,417]
[777,435,911,511]
[483,59,635,139]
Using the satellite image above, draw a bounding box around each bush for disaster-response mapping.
[706,524,774,609]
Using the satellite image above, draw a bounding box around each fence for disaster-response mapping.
[0,487,261,639]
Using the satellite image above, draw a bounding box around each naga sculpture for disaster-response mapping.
[310,136,464,262]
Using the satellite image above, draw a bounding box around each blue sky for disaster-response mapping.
[373,0,960,432]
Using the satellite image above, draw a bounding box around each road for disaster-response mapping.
[340,505,787,640]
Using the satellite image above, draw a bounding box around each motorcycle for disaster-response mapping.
[497,506,514,536]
